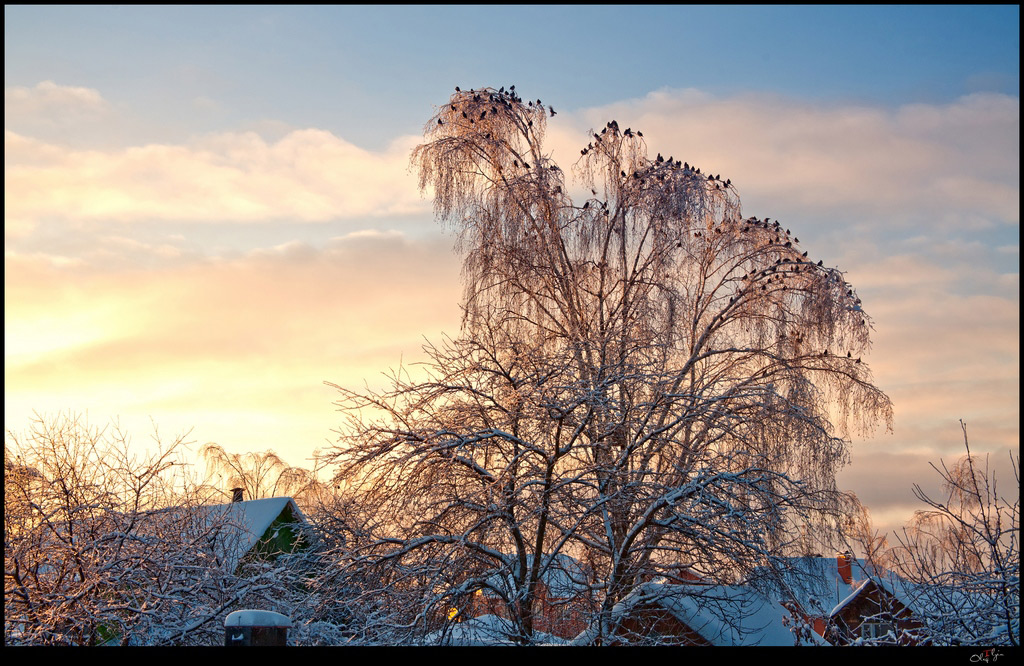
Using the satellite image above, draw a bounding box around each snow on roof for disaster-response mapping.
[613,582,824,646]
[482,552,590,598]
[193,496,304,570]
[750,556,861,616]
[826,565,950,619]
[423,614,567,646]
[831,579,874,617]
[866,575,991,622]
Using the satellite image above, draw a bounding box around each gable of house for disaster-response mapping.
[746,554,928,644]
[828,578,923,645]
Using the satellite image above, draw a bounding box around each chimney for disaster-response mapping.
[837,551,854,584]
[231,487,244,503]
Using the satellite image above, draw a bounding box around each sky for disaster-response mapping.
[4,5,1019,538]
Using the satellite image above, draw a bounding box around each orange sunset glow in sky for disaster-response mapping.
[5,6,1018,537]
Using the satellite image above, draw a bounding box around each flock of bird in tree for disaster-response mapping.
[438,84,554,128]
[437,86,867,364]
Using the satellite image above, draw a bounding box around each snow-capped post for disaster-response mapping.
[224,610,292,646]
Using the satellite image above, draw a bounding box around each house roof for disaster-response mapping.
[831,579,876,617]
[605,581,825,646]
[191,496,305,571]
[480,552,590,599]
[847,575,989,621]
[747,555,917,619]
[749,556,861,616]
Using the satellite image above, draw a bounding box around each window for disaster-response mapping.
[860,620,894,641]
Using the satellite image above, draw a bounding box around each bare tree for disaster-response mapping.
[327,86,893,644]
[4,413,310,645]
[199,442,328,509]
[888,422,1019,646]
[840,494,895,571]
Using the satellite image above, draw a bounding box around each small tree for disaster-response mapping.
[328,86,893,644]
[889,421,1019,646]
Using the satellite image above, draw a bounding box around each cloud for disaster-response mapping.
[547,89,1019,227]
[5,81,110,127]
[4,128,428,226]
[839,424,1019,537]
[8,86,1017,238]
